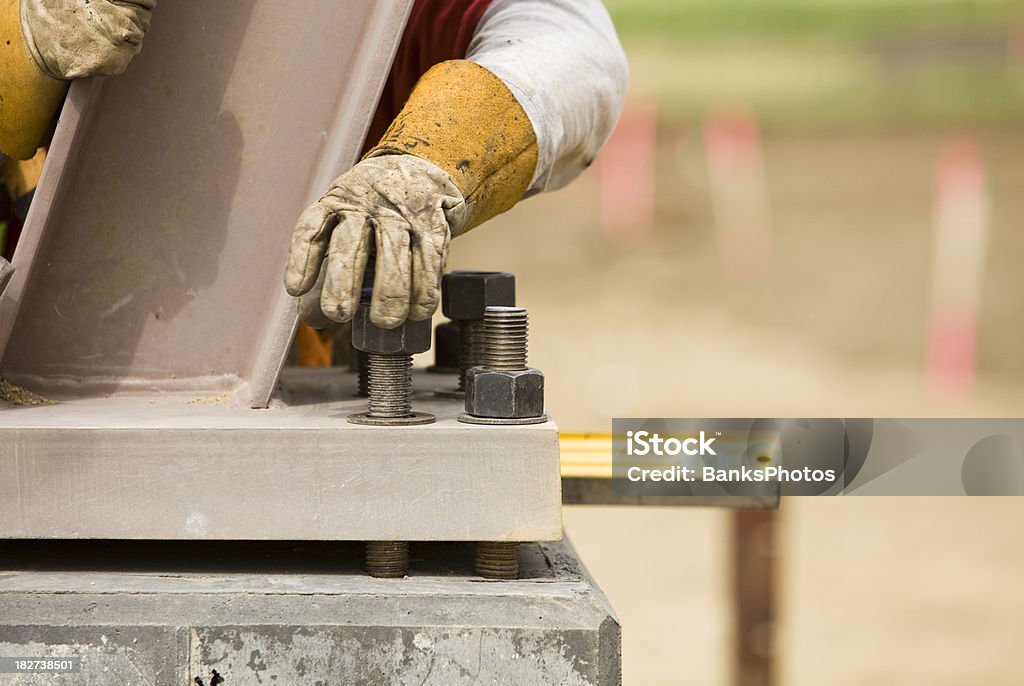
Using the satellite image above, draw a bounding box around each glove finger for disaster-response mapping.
[370,215,412,329]
[103,2,154,44]
[321,212,372,323]
[296,266,336,330]
[284,200,340,297]
[408,212,449,321]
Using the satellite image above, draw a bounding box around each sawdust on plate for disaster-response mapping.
[186,391,232,406]
[0,378,56,405]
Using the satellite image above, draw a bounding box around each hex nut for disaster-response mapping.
[464,366,545,419]
[351,306,431,354]
[441,271,515,321]
[429,321,460,372]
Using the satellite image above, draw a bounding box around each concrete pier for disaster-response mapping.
[0,538,620,685]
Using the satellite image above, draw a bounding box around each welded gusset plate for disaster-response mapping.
[0,370,562,542]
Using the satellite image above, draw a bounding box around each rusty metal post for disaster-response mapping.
[733,509,777,686]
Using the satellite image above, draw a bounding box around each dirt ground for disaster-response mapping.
[448,128,1024,684]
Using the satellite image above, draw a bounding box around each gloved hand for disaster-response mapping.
[284,154,468,330]
[21,0,155,79]
[285,60,539,329]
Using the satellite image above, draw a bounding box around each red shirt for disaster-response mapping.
[362,0,494,155]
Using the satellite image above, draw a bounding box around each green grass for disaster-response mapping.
[606,0,1024,41]
[608,0,1024,126]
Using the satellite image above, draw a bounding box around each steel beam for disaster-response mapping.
[0,1,413,408]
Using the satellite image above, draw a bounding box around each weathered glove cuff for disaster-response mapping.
[365,60,538,235]
[0,0,67,160]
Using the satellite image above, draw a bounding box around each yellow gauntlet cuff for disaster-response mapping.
[365,60,538,234]
[0,0,68,160]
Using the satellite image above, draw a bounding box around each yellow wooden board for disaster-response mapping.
[560,432,613,479]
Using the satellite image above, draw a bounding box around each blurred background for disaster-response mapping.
[447,0,1024,683]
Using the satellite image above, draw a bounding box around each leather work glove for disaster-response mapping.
[0,0,154,160]
[21,0,155,79]
[286,155,465,330]
[285,60,538,329]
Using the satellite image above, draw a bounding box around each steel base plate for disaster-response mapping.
[0,368,561,542]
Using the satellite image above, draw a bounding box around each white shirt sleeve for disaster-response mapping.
[466,0,629,195]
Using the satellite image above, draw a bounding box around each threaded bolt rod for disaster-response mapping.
[482,306,528,370]
[366,541,409,578]
[475,542,520,579]
[473,308,530,576]
[366,354,413,418]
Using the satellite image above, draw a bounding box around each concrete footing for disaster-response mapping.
[0,538,620,685]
